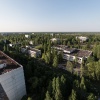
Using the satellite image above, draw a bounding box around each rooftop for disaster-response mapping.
[64,49,92,58]
[0,51,21,75]
[53,45,92,58]
[64,48,76,52]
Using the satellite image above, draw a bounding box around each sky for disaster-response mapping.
[0,0,100,32]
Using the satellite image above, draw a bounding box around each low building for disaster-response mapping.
[50,38,60,43]
[53,45,92,64]
[25,35,30,38]
[63,49,92,63]
[76,36,88,42]
[32,33,34,34]
[50,33,54,36]
[0,51,26,100]
[28,48,41,58]
[21,47,41,58]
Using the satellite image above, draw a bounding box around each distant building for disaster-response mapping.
[29,41,33,45]
[25,35,30,38]
[32,33,34,34]
[50,33,54,36]
[9,43,21,47]
[9,43,13,47]
[76,36,88,42]
[52,45,92,64]
[0,51,26,100]
[28,48,41,58]
[21,47,41,58]
[50,38,60,43]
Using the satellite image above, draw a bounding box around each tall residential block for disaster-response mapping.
[0,51,26,100]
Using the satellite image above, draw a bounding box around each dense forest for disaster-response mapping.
[0,33,100,100]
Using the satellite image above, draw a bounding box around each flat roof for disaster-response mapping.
[52,45,68,49]
[64,48,76,52]
[53,45,92,58]
[64,49,92,58]
[0,51,21,75]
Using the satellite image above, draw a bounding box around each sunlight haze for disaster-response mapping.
[0,0,100,32]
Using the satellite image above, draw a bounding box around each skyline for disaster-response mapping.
[0,0,100,32]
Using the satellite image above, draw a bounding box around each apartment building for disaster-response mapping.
[0,51,26,100]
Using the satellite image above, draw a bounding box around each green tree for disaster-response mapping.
[44,43,47,54]
[60,75,66,98]
[69,89,77,100]
[87,93,97,100]
[42,53,45,60]
[52,77,56,96]
[27,97,32,100]
[80,64,84,77]
[53,55,58,67]
[58,51,63,63]
[95,61,100,80]
[3,44,7,51]
[46,52,51,64]
[66,61,73,73]
[55,77,63,100]
[80,77,87,100]
[45,91,52,100]
[80,77,86,91]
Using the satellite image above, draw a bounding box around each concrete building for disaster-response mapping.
[28,48,41,58]
[76,36,88,42]
[25,35,30,38]
[21,47,41,58]
[50,38,60,43]
[63,49,92,63]
[0,51,26,100]
[52,45,92,64]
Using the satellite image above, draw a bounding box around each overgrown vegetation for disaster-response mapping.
[0,33,100,100]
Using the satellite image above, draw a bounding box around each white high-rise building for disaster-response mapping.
[0,51,26,100]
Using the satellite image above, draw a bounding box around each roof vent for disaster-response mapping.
[0,63,7,69]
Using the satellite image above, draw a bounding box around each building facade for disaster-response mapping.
[0,51,26,100]
[52,45,92,64]
[76,36,88,42]
[28,48,41,58]
[21,47,41,58]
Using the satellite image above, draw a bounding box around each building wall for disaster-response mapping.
[25,35,30,38]
[63,54,75,61]
[63,54,83,64]
[0,66,26,100]
[28,50,41,58]
[77,57,83,64]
